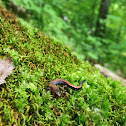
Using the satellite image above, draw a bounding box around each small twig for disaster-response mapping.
[115,103,126,107]
[0,24,25,39]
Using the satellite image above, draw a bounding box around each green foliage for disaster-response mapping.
[2,0,125,76]
[0,6,126,125]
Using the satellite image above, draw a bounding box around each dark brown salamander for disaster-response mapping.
[48,79,85,97]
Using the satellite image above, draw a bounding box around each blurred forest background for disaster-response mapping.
[1,0,126,77]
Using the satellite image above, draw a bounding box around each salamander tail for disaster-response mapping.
[80,80,86,85]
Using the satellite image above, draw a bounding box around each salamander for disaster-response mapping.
[48,79,85,97]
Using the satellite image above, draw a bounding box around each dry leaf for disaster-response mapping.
[0,57,15,85]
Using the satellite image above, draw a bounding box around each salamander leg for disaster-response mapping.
[63,85,67,88]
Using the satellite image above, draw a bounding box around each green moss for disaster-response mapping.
[0,5,126,125]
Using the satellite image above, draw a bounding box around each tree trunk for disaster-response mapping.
[95,0,110,37]
[116,23,122,43]
[90,0,97,35]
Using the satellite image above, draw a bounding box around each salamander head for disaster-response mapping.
[55,90,61,97]
[49,84,61,97]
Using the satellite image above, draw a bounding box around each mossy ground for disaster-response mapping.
[0,5,126,126]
